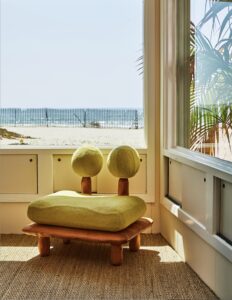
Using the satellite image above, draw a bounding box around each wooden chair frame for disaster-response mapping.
[22,177,153,265]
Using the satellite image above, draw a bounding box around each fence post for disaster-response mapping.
[15,109,17,127]
[134,109,138,129]
[45,108,49,127]
[83,110,86,128]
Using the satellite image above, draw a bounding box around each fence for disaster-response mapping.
[0,108,144,129]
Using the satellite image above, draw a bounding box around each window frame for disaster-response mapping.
[161,0,232,263]
[0,1,160,206]
[161,0,232,173]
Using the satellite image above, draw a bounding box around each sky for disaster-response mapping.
[191,0,231,45]
[191,0,232,105]
[0,0,143,108]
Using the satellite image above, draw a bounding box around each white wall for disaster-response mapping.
[0,149,159,234]
[0,202,157,234]
[161,206,232,300]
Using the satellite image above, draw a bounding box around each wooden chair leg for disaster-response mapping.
[63,239,71,244]
[110,244,123,266]
[38,236,50,257]
[129,234,140,252]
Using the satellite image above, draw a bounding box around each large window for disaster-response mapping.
[0,0,144,148]
[162,0,232,267]
[177,0,232,162]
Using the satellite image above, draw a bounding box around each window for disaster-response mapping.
[162,0,232,263]
[177,0,232,162]
[0,0,144,148]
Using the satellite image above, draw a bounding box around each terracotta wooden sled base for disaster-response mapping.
[22,217,153,266]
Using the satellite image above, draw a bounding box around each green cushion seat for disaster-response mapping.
[27,191,146,232]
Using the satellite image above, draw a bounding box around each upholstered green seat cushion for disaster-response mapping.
[27,191,146,232]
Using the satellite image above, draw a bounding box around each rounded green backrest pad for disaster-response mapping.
[71,146,103,177]
[107,145,140,178]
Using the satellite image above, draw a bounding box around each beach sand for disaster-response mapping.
[1,126,231,162]
[0,126,145,148]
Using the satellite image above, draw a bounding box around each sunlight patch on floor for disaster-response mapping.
[0,246,51,261]
[174,230,186,261]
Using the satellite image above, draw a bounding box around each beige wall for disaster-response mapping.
[161,206,232,300]
[0,203,158,234]
[0,203,31,234]
[0,149,160,234]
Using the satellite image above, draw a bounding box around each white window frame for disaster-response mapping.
[161,0,232,262]
[0,1,160,205]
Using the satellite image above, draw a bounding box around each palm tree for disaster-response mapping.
[189,1,232,158]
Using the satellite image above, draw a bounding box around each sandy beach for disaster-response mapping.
[0,126,145,148]
[1,126,231,162]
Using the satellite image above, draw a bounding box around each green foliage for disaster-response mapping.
[0,128,31,140]
[189,1,232,157]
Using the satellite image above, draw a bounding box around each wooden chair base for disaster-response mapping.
[22,217,153,266]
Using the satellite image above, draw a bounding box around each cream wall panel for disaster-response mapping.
[142,203,152,234]
[169,159,182,203]
[37,153,53,195]
[140,203,159,234]
[182,165,207,226]
[160,206,188,261]
[215,251,232,300]
[97,154,117,193]
[161,206,232,300]
[220,180,232,242]
[53,155,97,193]
[160,207,215,289]
[0,203,153,234]
[180,221,216,291]
[151,202,160,234]
[0,155,37,194]
[97,154,147,194]
[0,203,31,234]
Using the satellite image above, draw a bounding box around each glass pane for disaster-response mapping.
[0,0,144,148]
[178,0,232,162]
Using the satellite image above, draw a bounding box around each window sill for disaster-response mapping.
[164,147,232,182]
[0,146,148,154]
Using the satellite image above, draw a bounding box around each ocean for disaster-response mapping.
[0,108,144,129]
